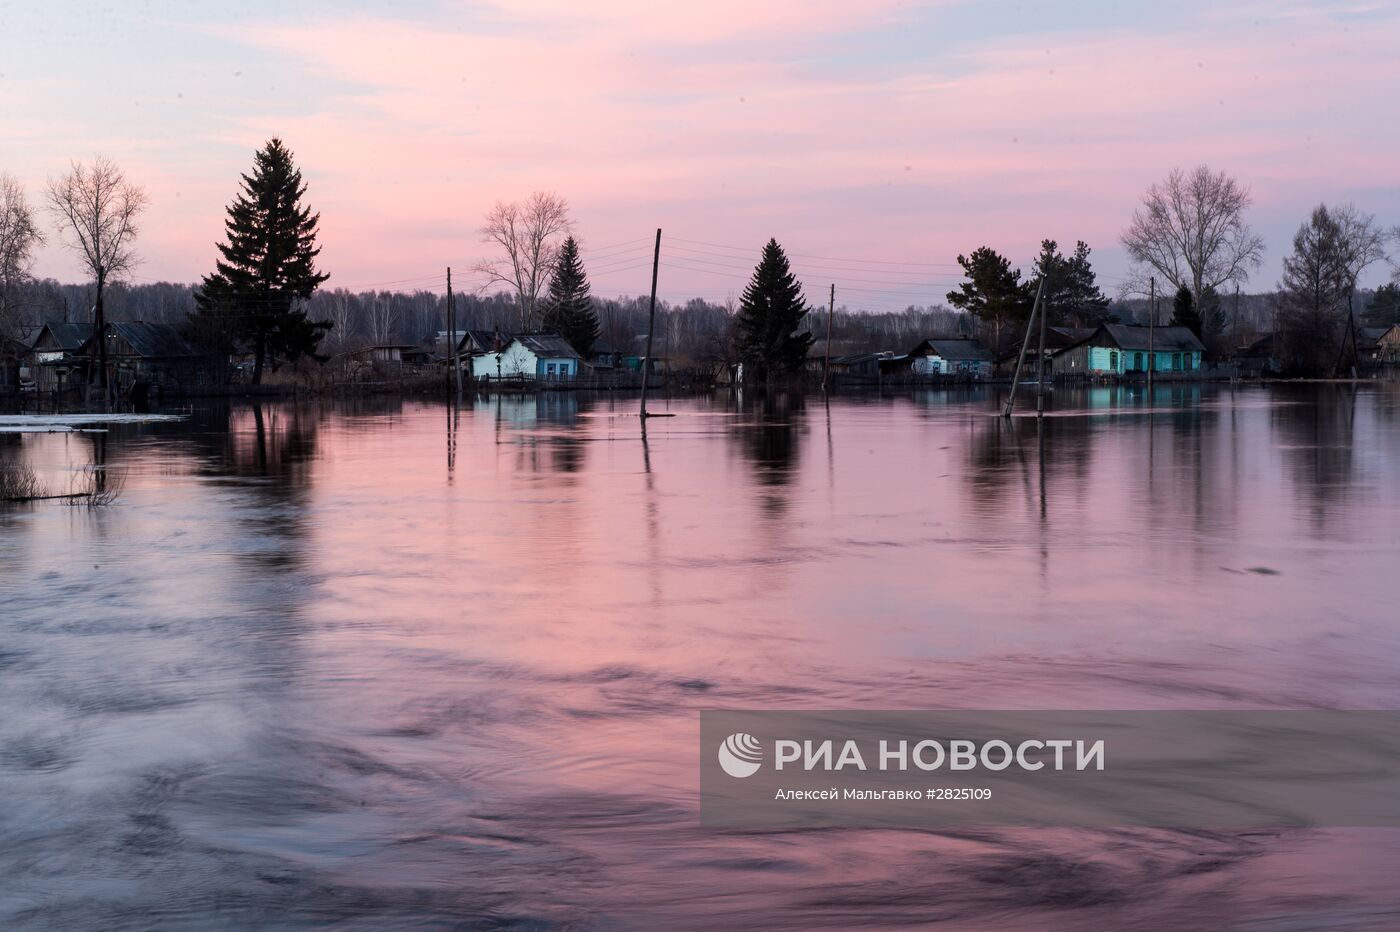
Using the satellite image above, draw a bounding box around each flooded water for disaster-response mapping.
[3,384,1400,930]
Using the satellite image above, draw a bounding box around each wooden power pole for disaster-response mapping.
[447,266,462,399]
[1036,273,1049,416]
[1003,276,1047,418]
[639,229,661,418]
[822,283,835,392]
[1147,276,1156,393]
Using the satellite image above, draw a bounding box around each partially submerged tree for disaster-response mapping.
[734,239,815,384]
[475,191,572,331]
[45,157,148,392]
[1121,165,1265,307]
[946,246,1030,356]
[539,236,599,356]
[0,174,44,339]
[193,139,331,384]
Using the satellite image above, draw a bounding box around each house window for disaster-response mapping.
[1134,352,1144,370]
[1108,351,1119,371]
[1173,353,1182,370]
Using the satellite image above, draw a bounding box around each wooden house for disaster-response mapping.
[1376,324,1400,367]
[1051,324,1205,379]
[1,334,30,394]
[1236,333,1280,378]
[997,326,1096,375]
[471,333,581,381]
[1355,327,1389,368]
[901,337,995,379]
[27,322,94,393]
[80,322,221,394]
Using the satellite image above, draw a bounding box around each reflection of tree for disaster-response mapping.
[1271,384,1358,535]
[963,414,1095,523]
[730,391,806,516]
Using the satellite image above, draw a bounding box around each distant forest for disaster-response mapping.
[8,277,1386,365]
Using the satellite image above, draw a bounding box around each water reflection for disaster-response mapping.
[3,386,1400,928]
[730,391,805,517]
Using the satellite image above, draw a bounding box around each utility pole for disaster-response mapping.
[1003,276,1046,418]
[822,283,835,392]
[1232,284,1240,351]
[1036,273,1049,416]
[447,266,462,400]
[639,228,661,418]
[1147,276,1156,393]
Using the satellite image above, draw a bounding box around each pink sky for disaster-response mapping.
[3,0,1397,310]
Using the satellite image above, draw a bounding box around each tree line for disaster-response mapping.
[4,151,1399,385]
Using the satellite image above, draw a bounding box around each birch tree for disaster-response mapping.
[45,157,148,391]
[0,173,44,338]
[474,191,572,331]
[1121,165,1265,305]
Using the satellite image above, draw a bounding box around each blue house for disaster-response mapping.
[470,333,581,380]
[1052,324,1205,378]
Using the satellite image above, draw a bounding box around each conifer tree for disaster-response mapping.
[1028,240,1111,328]
[946,246,1032,356]
[539,237,599,356]
[734,239,815,383]
[1170,284,1204,337]
[193,139,331,384]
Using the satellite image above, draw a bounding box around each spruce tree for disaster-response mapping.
[539,237,599,356]
[193,139,331,384]
[1170,284,1204,337]
[1029,240,1108,327]
[734,239,815,383]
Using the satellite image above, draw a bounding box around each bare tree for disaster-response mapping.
[368,292,398,344]
[1329,204,1388,375]
[0,173,45,338]
[1121,165,1265,306]
[45,157,148,394]
[474,191,572,331]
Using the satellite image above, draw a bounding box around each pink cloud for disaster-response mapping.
[14,2,1400,305]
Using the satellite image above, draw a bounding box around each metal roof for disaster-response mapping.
[908,337,994,362]
[1097,324,1205,353]
[515,333,581,358]
[35,322,94,351]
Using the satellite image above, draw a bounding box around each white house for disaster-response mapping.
[905,338,995,379]
[471,333,581,380]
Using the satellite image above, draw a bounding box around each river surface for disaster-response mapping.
[3,384,1400,930]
